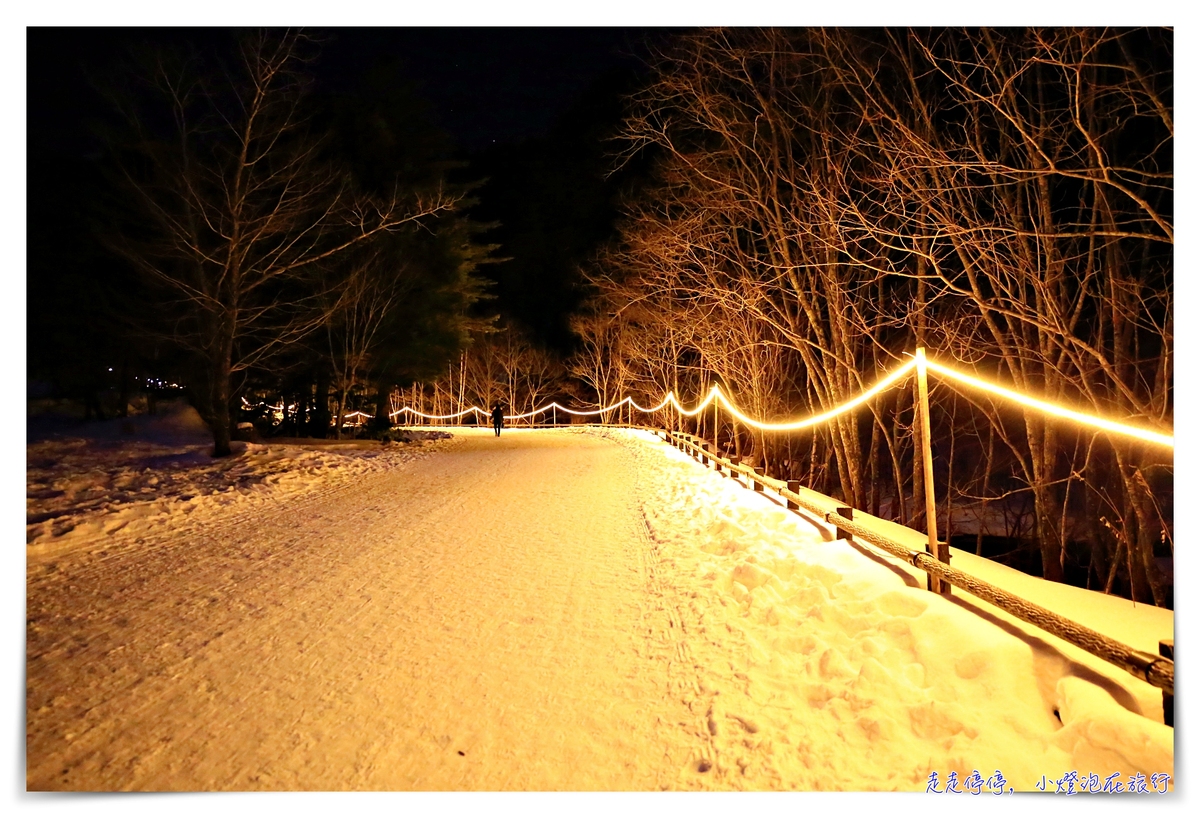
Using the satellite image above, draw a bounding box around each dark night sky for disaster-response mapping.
[316,28,653,152]
[26,27,654,160]
[26,27,667,358]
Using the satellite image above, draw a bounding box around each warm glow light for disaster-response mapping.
[702,361,919,431]
[923,358,1174,449]
[242,397,284,412]
[235,351,1172,449]
[391,406,489,421]
[535,398,630,417]
[392,397,637,421]
[664,388,719,418]
[630,395,675,413]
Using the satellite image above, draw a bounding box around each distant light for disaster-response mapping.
[107,368,113,372]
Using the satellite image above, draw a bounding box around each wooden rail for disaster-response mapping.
[647,427,1175,702]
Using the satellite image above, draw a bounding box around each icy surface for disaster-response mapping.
[24,424,1173,793]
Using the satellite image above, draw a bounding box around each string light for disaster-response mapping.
[923,358,1173,449]
[241,397,285,412]
[232,351,1172,449]
[666,360,917,431]
[528,398,630,417]
[391,406,489,420]
[391,398,637,421]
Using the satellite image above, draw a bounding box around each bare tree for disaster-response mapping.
[821,27,1172,595]
[591,27,1171,603]
[569,309,629,422]
[110,30,459,455]
[321,254,406,438]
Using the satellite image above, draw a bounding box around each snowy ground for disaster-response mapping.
[608,428,1173,792]
[25,423,1173,794]
[26,401,440,560]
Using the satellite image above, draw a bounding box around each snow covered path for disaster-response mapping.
[26,427,1173,792]
[27,429,701,791]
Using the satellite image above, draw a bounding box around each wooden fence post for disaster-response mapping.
[916,347,950,594]
[1160,640,1174,726]
[835,506,854,542]
[786,480,800,510]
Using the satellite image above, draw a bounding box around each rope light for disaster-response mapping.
[392,397,638,421]
[923,359,1174,449]
[630,395,675,414]
[667,387,719,418]
[392,406,488,421]
[238,350,1172,449]
[705,360,918,431]
[523,398,631,417]
[242,397,285,412]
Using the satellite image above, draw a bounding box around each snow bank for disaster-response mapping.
[26,402,438,560]
[597,428,1173,792]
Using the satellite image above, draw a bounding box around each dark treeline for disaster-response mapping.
[28,28,650,452]
[29,30,499,454]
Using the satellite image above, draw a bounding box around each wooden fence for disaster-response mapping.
[639,425,1175,722]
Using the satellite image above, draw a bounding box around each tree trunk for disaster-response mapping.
[868,413,881,518]
[1024,415,1063,583]
[910,379,924,529]
[294,391,307,436]
[1116,448,1169,607]
[312,370,332,438]
[890,389,909,525]
[209,343,234,458]
[334,390,346,440]
[370,386,391,433]
[976,421,996,556]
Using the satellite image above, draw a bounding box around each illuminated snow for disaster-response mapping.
[25,423,1172,792]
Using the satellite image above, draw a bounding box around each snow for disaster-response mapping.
[606,428,1173,791]
[26,401,440,561]
[22,421,1176,800]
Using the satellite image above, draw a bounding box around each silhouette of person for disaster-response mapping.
[491,403,504,437]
